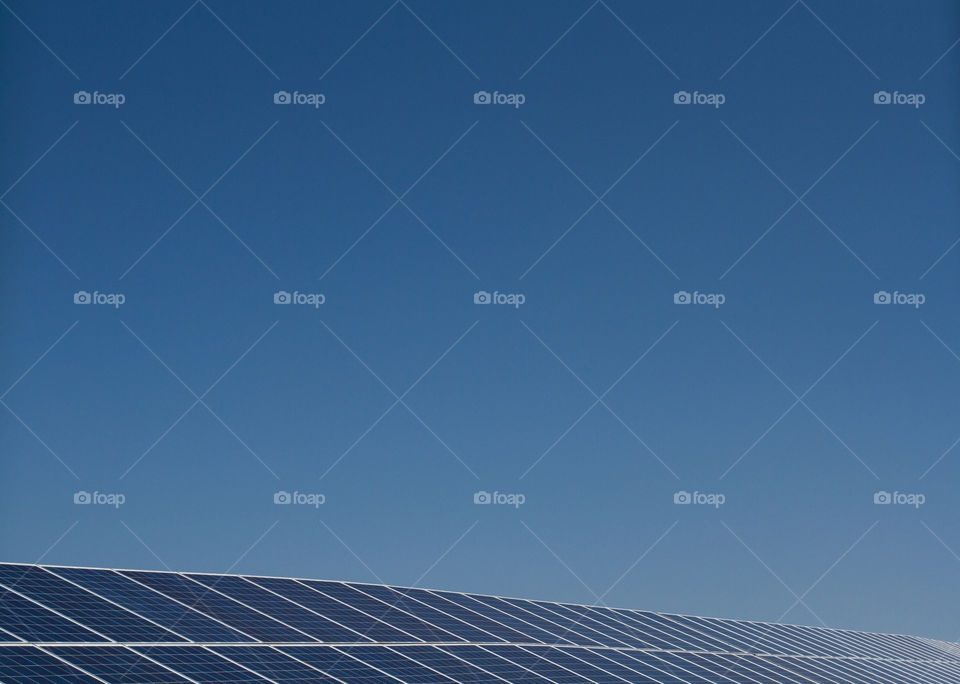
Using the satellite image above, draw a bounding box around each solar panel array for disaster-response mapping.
[0,563,957,683]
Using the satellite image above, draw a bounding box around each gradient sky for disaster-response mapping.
[2,0,959,642]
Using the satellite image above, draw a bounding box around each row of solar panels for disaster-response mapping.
[0,564,954,664]
[5,643,960,684]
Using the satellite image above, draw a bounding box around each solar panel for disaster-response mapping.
[0,566,181,643]
[250,576,412,642]
[185,574,364,643]
[0,586,105,643]
[1,563,957,683]
[131,645,273,681]
[45,645,193,683]
[210,645,341,682]
[121,570,309,642]
[278,645,407,682]
[0,646,101,683]
[49,567,252,643]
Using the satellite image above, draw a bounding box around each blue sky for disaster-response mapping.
[2,0,959,641]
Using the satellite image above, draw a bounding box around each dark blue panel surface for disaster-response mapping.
[521,644,634,683]
[435,591,571,644]
[212,646,340,682]
[0,585,106,642]
[123,571,309,643]
[401,589,534,644]
[337,645,455,682]
[463,594,588,645]
[188,574,363,643]
[49,645,192,683]
[51,567,252,643]
[596,649,689,683]
[0,565,182,642]
[485,644,595,683]
[441,644,555,682]
[0,646,101,683]
[563,647,663,682]
[303,581,458,643]
[133,645,271,682]
[393,644,514,682]
[279,645,399,683]
[529,602,637,648]
[347,583,481,642]
[496,597,617,647]
[250,576,407,642]
[613,609,720,652]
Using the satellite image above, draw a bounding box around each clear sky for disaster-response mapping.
[2,0,959,642]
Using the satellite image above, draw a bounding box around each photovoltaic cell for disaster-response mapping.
[47,645,192,683]
[433,590,572,644]
[0,646,100,683]
[251,576,410,642]
[348,583,486,642]
[518,644,636,683]
[0,565,182,642]
[1,563,958,683]
[131,645,271,682]
[0,586,106,643]
[278,645,400,683]
[211,645,341,682]
[496,597,622,647]
[50,567,253,643]
[441,644,556,682]
[408,590,554,645]
[565,647,663,682]
[531,601,640,648]
[186,574,363,642]
[336,645,457,682]
[122,570,309,642]
[392,644,518,682]
[459,593,586,644]
[595,649,689,683]
[304,581,461,643]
